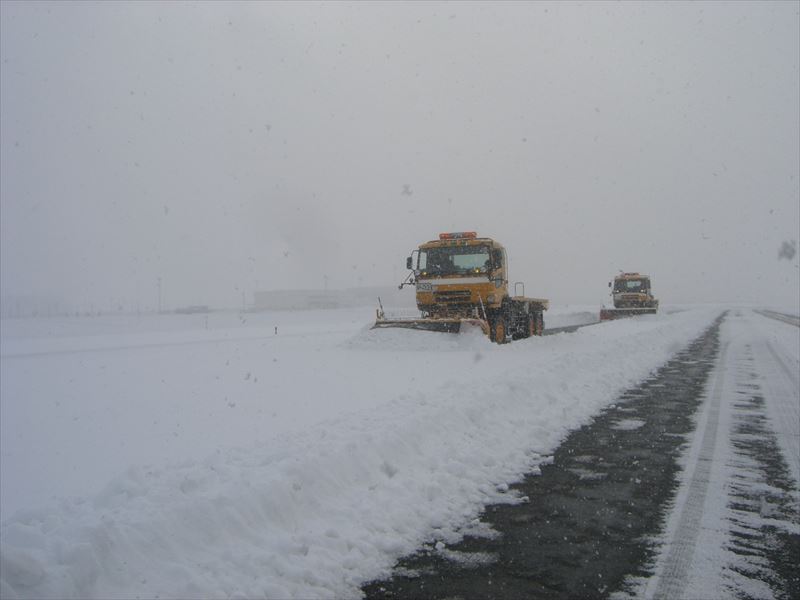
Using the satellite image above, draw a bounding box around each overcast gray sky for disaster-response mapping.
[1,0,798,312]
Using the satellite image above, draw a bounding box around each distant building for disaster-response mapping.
[174,305,210,314]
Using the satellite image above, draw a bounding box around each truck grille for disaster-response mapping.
[434,290,471,304]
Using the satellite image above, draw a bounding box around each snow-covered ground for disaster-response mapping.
[0,304,796,598]
[633,309,800,600]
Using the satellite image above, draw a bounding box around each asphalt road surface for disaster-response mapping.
[362,312,799,599]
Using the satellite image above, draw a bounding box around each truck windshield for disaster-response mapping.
[419,245,491,275]
[614,279,649,292]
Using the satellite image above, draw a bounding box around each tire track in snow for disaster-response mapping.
[754,309,800,328]
[724,342,800,599]
[651,341,730,600]
[0,329,342,360]
[765,341,800,395]
[762,341,800,489]
[647,309,800,600]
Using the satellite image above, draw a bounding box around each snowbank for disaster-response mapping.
[1,307,721,598]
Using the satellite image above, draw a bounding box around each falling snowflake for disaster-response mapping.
[778,240,797,261]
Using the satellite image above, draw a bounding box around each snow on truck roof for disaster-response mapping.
[420,232,503,249]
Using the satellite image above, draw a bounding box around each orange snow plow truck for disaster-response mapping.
[373,232,548,344]
[599,272,659,320]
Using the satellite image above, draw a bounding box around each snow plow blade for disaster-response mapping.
[372,316,489,335]
[599,307,658,321]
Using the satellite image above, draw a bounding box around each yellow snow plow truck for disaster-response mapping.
[599,272,659,320]
[373,232,548,343]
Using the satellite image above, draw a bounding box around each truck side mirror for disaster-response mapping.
[406,256,413,270]
[492,250,502,267]
[608,281,612,287]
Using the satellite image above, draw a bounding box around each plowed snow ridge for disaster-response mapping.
[1,306,785,599]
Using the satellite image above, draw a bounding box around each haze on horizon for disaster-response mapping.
[1,0,798,315]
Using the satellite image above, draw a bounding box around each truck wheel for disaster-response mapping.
[492,318,507,344]
[536,313,544,335]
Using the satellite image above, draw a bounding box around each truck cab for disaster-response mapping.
[391,231,547,342]
[610,273,658,309]
[406,232,508,317]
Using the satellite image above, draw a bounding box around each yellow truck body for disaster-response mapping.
[600,272,659,320]
[374,232,548,343]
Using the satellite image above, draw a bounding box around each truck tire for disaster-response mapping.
[491,316,507,344]
[524,314,534,338]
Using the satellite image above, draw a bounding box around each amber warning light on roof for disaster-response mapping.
[439,231,477,240]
